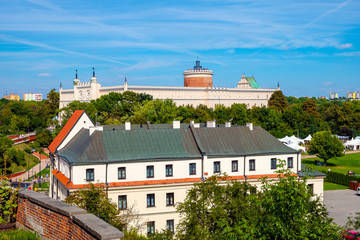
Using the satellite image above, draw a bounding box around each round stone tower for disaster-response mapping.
[183,60,213,88]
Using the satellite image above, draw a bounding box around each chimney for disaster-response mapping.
[190,120,195,125]
[246,123,253,131]
[207,120,216,128]
[173,120,181,129]
[194,123,200,128]
[125,122,131,130]
[225,122,231,128]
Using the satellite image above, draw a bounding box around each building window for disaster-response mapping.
[118,167,126,179]
[249,159,255,171]
[147,194,155,207]
[147,221,155,236]
[166,219,174,233]
[271,158,277,170]
[147,166,154,178]
[287,157,293,169]
[232,160,238,172]
[166,193,174,206]
[189,163,196,175]
[307,184,314,195]
[118,195,127,209]
[86,169,94,181]
[213,161,220,173]
[166,165,173,177]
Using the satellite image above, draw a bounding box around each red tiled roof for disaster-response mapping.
[52,169,295,190]
[48,110,85,153]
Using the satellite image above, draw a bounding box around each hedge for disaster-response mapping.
[321,170,360,186]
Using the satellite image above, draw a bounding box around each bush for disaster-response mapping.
[321,170,360,186]
[0,177,19,223]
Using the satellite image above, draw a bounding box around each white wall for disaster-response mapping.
[57,113,94,151]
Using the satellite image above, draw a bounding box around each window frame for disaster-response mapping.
[86,168,94,181]
[147,165,154,178]
[147,221,155,236]
[166,219,174,233]
[307,184,314,195]
[189,163,196,175]
[271,158,277,170]
[118,195,127,209]
[213,161,220,173]
[147,194,155,207]
[232,160,238,172]
[166,192,174,206]
[118,167,126,179]
[287,157,294,169]
[166,164,173,177]
[249,159,255,171]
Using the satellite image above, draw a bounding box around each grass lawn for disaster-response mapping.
[302,152,360,175]
[324,182,349,191]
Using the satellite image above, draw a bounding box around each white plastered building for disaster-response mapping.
[48,110,325,235]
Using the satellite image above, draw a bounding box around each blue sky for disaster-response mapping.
[0,0,359,99]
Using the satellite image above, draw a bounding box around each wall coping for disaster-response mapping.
[18,190,124,239]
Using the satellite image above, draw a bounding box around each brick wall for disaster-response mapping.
[16,190,124,240]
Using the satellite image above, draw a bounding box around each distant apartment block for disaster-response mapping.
[329,92,339,100]
[3,93,20,101]
[317,96,327,99]
[346,91,360,100]
[23,93,43,101]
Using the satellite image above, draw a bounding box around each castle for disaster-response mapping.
[59,60,279,109]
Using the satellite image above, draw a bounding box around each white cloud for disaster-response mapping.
[323,81,333,86]
[335,51,360,56]
[338,43,353,49]
[38,73,51,77]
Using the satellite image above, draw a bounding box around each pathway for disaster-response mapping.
[10,151,50,182]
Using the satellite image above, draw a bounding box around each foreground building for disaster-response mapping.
[48,110,324,235]
[59,60,278,109]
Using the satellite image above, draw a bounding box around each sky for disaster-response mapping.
[0,0,359,99]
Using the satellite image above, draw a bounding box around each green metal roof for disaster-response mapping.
[191,126,297,157]
[246,76,259,89]
[58,124,297,165]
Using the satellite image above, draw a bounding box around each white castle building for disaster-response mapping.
[59,61,279,109]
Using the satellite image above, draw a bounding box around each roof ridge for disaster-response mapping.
[48,110,85,153]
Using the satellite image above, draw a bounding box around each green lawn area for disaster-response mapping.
[302,152,360,175]
[324,182,349,191]
[8,143,40,174]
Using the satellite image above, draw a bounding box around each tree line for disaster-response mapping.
[61,90,360,139]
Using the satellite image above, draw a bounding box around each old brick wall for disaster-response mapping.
[16,190,124,240]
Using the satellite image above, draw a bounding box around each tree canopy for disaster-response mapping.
[268,90,288,112]
[308,131,344,166]
[176,166,341,239]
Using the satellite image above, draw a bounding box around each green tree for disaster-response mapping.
[308,131,344,166]
[65,183,142,232]
[268,90,288,112]
[176,166,341,239]
[35,130,53,148]
[302,99,318,117]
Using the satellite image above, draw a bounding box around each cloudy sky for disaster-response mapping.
[1,0,359,99]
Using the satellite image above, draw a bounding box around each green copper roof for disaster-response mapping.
[246,76,259,89]
[58,124,297,165]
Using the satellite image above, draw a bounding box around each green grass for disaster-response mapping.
[33,181,50,191]
[0,229,39,240]
[302,152,360,175]
[324,182,349,191]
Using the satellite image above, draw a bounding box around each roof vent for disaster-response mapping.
[246,123,253,131]
[125,122,131,130]
[194,123,200,128]
[207,120,216,128]
[225,122,231,128]
[173,120,180,129]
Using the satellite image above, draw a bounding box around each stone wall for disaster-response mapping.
[16,190,124,240]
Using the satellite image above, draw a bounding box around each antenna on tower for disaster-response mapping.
[92,67,95,77]
[75,69,78,79]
